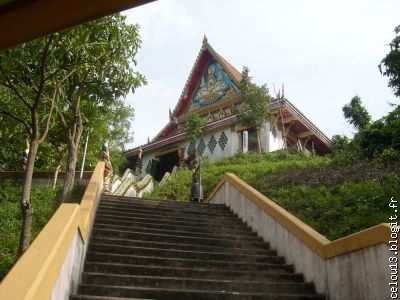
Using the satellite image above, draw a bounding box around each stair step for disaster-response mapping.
[94,216,253,233]
[95,212,244,228]
[95,207,242,224]
[89,237,272,255]
[71,296,152,300]
[80,273,315,294]
[72,195,324,300]
[85,252,286,271]
[76,284,325,300]
[101,196,227,210]
[92,223,259,240]
[84,262,297,280]
[88,243,277,262]
[91,228,267,248]
[98,202,233,216]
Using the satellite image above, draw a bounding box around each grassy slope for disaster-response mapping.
[0,181,86,280]
[147,152,400,240]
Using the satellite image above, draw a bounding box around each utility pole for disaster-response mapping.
[79,131,89,180]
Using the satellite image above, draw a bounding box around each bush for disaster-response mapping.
[146,152,399,241]
[0,181,86,280]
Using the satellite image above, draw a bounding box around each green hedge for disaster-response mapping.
[147,152,399,240]
[0,181,86,280]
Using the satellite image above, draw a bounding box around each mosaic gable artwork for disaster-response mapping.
[192,61,239,109]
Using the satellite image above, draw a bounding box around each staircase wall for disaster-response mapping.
[206,173,391,300]
[0,162,105,300]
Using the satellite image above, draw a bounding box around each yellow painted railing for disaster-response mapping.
[205,173,391,259]
[0,161,105,300]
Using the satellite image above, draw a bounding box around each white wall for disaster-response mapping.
[264,121,284,152]
[210,181,390,300]
[140,121,286,178]
[185,125,239,163]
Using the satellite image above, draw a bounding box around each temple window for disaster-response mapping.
[218,132,228,150]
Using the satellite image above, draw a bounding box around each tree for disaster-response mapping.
[237,67,271,154]
[380,25,400,98]
[0,36,63,254]
[342,95,371,131]
[0,13,145,253]
[54,14,145,202]
[182,114,206,157]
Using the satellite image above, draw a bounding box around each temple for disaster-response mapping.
[123,37,332,181]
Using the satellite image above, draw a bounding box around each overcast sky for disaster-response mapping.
[123,0,399,149]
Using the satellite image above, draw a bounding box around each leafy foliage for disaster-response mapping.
[182,114,206,156]
[236,67,271,153]
[147,152,398,240]
[380,25,400,97]
[0,180,86,279]
[342,95,371,131]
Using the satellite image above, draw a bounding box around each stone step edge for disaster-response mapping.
[100,199,229,211]
[92,223,258,240]
[92,228,264,244]
[86,251,286,267]
[78,283,321,298]
[88,236,271,253]
[94,216,252,231]
[81,272,307,286]
[89,242,276,259]
[95,208,241,222]
[84,261,294,275]
[95,212,244,227]
[101,196,225,207]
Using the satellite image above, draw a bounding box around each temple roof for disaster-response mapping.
[123,38,332,157]
[151,36,242,142]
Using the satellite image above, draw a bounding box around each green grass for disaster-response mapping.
[147,152,400,240]
[0,181,86,280]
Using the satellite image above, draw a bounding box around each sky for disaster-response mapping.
[123,0,400,149]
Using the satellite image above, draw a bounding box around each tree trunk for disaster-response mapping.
[256,128,262,154]
[52,164,62,189]
[18,139,39,255]
[60,144,78,202]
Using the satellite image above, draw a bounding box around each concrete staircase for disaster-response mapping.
[71,195,325,300]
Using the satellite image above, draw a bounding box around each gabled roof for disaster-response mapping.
[151,36,242,142]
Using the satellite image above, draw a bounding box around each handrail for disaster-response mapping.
[205,173,390,259]
[0,161,105,299]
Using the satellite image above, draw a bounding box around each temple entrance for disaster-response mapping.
[152,150,179,181]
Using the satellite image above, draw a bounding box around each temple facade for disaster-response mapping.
[124,38,331,181]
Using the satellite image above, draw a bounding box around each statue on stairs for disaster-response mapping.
[190,156,203,202]
[102,141,113,193]
[134,147,143,177]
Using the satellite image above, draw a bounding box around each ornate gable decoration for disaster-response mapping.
[192,60,239,109]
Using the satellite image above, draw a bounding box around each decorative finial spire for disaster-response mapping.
[282,83,285,99]
[203,34,208,44]
[147,136,150,144]
[169,107,173,121]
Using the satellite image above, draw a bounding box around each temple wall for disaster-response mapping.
[187,125,238,163]
[265,121,284,152]
[141,150,158,178]
[140,121,285,179]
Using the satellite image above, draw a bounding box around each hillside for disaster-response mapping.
[147,152,400,240]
